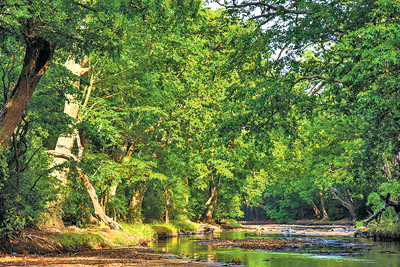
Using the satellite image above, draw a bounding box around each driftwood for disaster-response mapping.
[363,193,400,226]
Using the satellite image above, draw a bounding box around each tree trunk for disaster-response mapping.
[253,206,259,221]
[165,189,170,223]
[203,186,218,224]
[330,187,356,222]
[319,189,329,221]
[0,35,54,150]
[310,199,321,219]
[76,163,122,230]
[126,180,148,223]
[44,59,89,229]
[107,118,163,218]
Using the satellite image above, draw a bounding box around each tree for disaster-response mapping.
[0,0,160,149]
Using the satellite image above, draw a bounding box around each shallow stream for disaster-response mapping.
[150,231,400,266]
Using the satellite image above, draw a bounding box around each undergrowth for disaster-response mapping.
[362,219,400,240]
[50,232,110,251]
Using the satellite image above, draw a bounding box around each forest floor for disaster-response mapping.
[0,221,358,267]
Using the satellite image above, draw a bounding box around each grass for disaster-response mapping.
[121,221,201,240]
[149,221,200,238]
[172,221,200,232]
[6,220,202,254]
[120,222,156,241]
[221,219,242,227]
[50,232,110,251]
[50,227,138,251]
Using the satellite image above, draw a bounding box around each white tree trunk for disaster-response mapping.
[44,59,89,229]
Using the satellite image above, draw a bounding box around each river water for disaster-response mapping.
[150,231,400,266]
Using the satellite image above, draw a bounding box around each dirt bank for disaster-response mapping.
[0,247,223,267]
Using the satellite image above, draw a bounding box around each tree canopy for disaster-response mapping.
[1,0,399,236]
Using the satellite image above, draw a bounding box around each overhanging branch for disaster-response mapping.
[217,1,306,14]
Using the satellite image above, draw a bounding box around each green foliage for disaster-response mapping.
[121,222,157,240]
[62,172,94,227]
[2,0,399,236]
[172,221,200,233]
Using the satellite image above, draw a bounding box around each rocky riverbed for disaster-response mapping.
[236,223,357,236]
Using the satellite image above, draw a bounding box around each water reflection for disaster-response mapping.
[151,231,400,267]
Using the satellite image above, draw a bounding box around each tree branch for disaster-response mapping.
[217,1,306,14]
[45,150,79,162]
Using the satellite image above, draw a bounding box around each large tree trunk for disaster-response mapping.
[203,186,218,224]
[0,34,54,150]
[252,206,259,221]
[319,189,329,221]
[126,180,148,223]
[44,59,89,229]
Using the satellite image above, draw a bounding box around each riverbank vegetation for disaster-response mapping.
[1,0,400,244]
[1,221,201,254]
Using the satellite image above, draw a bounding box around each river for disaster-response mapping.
[151,230,400,266]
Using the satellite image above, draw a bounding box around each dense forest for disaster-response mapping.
[0,0,399,238]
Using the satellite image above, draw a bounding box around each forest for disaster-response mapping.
[0,0,400,239]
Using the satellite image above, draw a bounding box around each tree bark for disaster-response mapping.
[203,186,218,224]
[126,180,148,223]
[76,162,122,230]
[0,34,54,150]
[310,199,321,219]
[319,189,329,221]
[165,189,170,223]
